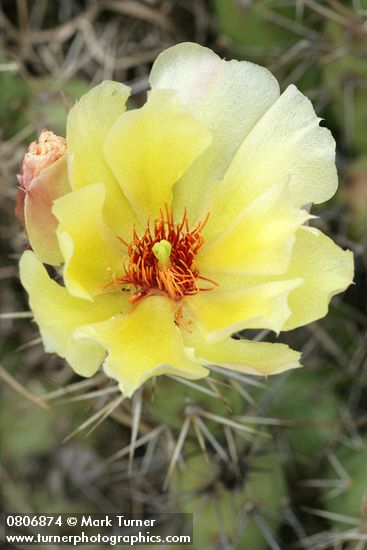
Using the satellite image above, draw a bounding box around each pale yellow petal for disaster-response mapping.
[76,296,208,397]
[210,227,354,332]
[19,250,129,377]
[67,81,138,237]
[103,89,212,223]
[280,227,354,330]
[217,84,337,213]
[189,334,302,376]
[197,180,308,276]
[185,278,302,342]
[149,42,280,221]
[53,184,124,300]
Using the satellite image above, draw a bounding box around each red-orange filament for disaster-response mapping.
[117,205,217,304]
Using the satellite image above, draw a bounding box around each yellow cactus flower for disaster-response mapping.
[19,43,354,397]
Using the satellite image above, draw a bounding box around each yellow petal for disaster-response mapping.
[150,42,280,221]
[211,227,354,331]
[188,333,302,376]
[103,89,212,223]
[24,156,71,266]
[76,296,208,397]
[19,250,129,377]
[53,184,124,300]
[67,81,138,237]
[185,278,302,342]
[280,227,354,330]
[218,84,337,211]
[197,180,307,276]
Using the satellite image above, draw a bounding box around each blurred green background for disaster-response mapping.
[1,1,367,549]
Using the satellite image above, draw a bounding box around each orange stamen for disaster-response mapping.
[115,205,217,304]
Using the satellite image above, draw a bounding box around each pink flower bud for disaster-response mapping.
[16,130,70,265]
[18,130,67,189]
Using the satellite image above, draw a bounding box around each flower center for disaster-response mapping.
[117,205,216,304]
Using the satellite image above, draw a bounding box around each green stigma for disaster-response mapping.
[152,239,172,267]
